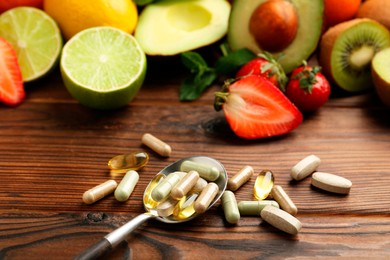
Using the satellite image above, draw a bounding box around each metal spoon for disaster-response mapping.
[75,156,227,259]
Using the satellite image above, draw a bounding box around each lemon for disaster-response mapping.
[44,0,138,40]
[60,27,146,110]
[0,7,62,82]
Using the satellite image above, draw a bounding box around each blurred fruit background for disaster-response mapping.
[1,0,390,138]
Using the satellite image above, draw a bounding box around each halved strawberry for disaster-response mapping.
[214,75,303,139]
[0,37,25,106]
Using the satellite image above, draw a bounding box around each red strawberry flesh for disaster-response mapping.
[216,75,302,139]
[0,38,25,106]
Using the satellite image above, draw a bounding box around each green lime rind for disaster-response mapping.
[331,21,390,92]
[0,7,62,82]
[60,27,146,110]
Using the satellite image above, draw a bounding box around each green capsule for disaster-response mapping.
[238,200,279,216]
[253,170,274,200]
[114,170,139,202]
[144,173,165,211]
[221,191,240,224]
[151,172,182,202]
[180,160,220,181]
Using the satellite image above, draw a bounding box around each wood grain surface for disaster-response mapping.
[1,60,390,259]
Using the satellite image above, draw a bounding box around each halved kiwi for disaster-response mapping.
[319,18,390,92]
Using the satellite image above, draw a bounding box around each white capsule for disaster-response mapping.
[261,206,302,235]
[291,155,321,181]
[311,172,352,194]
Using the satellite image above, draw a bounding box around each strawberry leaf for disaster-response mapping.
[214,48,256,75]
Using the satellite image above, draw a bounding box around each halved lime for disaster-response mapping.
[60,26,147,110]
[0,7,62,82]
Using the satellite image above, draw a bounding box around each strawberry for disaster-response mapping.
[286,62,331,112]
[214,75,303,139]
[235,52,288,91]
[0,37,25,106]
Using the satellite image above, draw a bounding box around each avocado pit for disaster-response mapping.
[249,0,298,52]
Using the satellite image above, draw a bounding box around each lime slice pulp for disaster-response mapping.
[60,26,147,110]
[0,7,62,82]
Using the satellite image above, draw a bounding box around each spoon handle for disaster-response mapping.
[75,212,155,259]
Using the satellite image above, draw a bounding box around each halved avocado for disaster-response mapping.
[227,0,324,73]
[134,0,231,56]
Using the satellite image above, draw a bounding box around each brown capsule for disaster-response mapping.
[228,166,254,191]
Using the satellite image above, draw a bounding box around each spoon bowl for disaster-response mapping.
[75,156,227,260]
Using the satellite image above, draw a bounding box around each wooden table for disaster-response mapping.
[1,58,390,259]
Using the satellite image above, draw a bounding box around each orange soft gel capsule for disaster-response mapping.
[43,0,138,40]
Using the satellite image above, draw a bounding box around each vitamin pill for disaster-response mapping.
[221,191,240,224]
[180,160,220,181]
[311,172,352,194]
[143,173,165,211]
[157,197,179,217]
[151,172,182,202]
[108,151,149,171]
[171,170,200,200]
[194,182,219,214]
[253,170,274,200]
[173,193,198,220]
[291,155,321,181]
[271,185,298,216]
[228,166,254,191]
[191,177,208,193]
[141,133,171,157]
[238,200,279,216]
[260,205,302,235]
[114,170,139,202]
[82,180,117,205]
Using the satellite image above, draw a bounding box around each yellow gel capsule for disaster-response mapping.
[114,170,139,202]
[253,170,274,200]
[221,191,240,224]
[171,170,199,200]
[108,152,148,175]
[228,165,254,191]
[144,173,165,211]
[82,180,117,205]
[142,133,172,157]
[180,160,220,181]
[173,193,198,220]
[151,172,181,202]
[194,182,219,214]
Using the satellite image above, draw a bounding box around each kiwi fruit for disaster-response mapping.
[319,18,390,92]
[357,0,390,31]
[371,48,390,106]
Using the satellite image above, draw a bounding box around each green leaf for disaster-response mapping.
[181,52,208,73]
[214,48,256,75]
[179,71,217,101]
